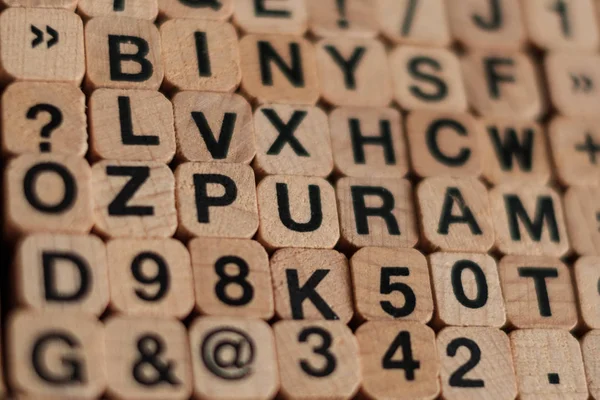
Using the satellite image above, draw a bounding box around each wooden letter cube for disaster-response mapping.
[158,0,234,21]
[233,0,308,35]
[582,330,600,400]
[1,0,77,9]
[307,0,379,38]
[78,0,159,21]
[574,256,600,330]
[565,186,600,256]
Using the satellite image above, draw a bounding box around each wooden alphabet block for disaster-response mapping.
[173,91,255,164]
[4,154,93,236]
[429,252,506,328]
[480,118,552,185]
[253,104,333,177]
[390,46,467,113]
[437,327,517,400]
[158,0,233,21]
[104,316,192,400]
[462,51,543,121]
[356,321,440,400]
[549,117,600,187]
[239,34,320,105]
[88,89,176,163]
[510,329,588,399]
[161,19,241,93]
[582,330,600,400]
[270,248,354,323]
[499,255,578,330]
[233,0,308,35]
[565,187,600,256]
[106,238,195,319]
[545,53,600,118]
[315,37,393,107]
[91,160,177,238]
[188,237,273,320]
[306,0,379,38]
[406,111,484,178]
[336,177,418,250]
[378,0,451,46]
[447,0,525,50]
[84,16,163,90]
[15,234,109,317]
[350,247,434,323]
[273,320,361,400]
[78,0,159,21]
[329,107,408,179]
[7,310,106,399]
[417,177,494,253]
[574,256,600,330]
[188,316,279,400]
[523,0,599,51]
[0,8,84,85]
[489,184,570,257]
[175,162,259,240]
[2,82,87,157]
[1,0,77,9]
[257,175,339,250]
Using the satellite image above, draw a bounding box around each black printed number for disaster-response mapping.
[382,331,421,381]
[215,256,254,306]
[298,327,337,377]
[447,338,485,388]
[379,267,416,318]
[131,252,170,302]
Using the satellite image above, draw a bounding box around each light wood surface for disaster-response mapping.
[233,0,308,35]
[157,0,234,21]
[350,247,434,323]
[88,88,176,163]
[510,329,588,400]
[336,176,418,250]
[270,248,354,323]
[106,238,195,319]
[15,234,109,316]
[564,186,600,256]
[78,0,158,20]
[499,255,577,330]
[574,256,600,330]
[437,327,517,400]
[306,0,379,38]
[582,330,600,400]
[429,252,506,328]
[2,0,77,8]
[274,320,360,400]
[91,160,177,239]
[188,237,273,320]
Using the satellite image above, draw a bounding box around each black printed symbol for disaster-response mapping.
[596,212,600,232]
[26,104,63,152]
[575,133,600,164]
[336,0,348,29]
[571,74,593,93]
[548,373,560,385]
[401,0,419,36]
[201,328,255,380]
[178,0,222,10]
[31,25,58,49]
[132,334,181,387]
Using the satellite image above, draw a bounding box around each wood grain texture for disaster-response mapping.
[106,238,195,319]
[253,104,333,177]
[574,256,600,330]
[564,187,600,256]
[2,0,77,8]
[489,183,570,257]
[437,327,517,400]
[582,330,600,400]
[2,82,87,157]
[462,51,543,121]
[188,316,279,400]
[88,89,176,163]
[417,177,494,253]
[104,316,192,400]
[84,17,163,90]
[350,247,434,323]
[14,234,109,316]
[270,248,354,323]
[257,175,339,250]
[0,8,84,84]
[315,37,392,107]
[406,111,484,178]
[233,0,308,35]
[173,91,255,164]
[161,19,241,93]
[188,237,273,320]
[356,321,440,400]
[510,329,588,400]
[175,162,259,240]
[77,0,158,20]
[336,177,418,250]
[158,0,234,21]
[92,160,177,239]
[390,46,467,112]
[306,0,379,38]
[6,310,106,399]
[499,255,578,330]
[274,320,360,400]
[429,252,506,328]
[4,154,93,236]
